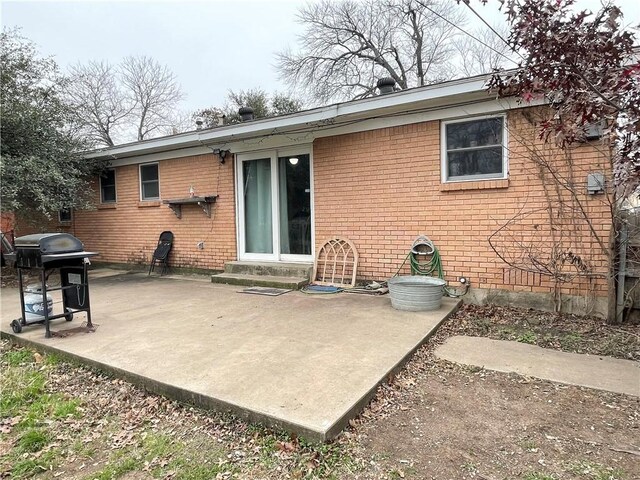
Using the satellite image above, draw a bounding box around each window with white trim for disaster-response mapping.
[442,115,506,182]
[100,168,117,203]
[140,163,160,200]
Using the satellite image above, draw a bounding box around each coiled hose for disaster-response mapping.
[395,236,468,298]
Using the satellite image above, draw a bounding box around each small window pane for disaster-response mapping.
[101,169,116,186]
[142,181,159,200]
[140,164,159,200]
[446,118,503,149]
[448,147,503,178]
[100,169,116,203]
[59,209,72,222]
[102,186,116,203]
[140,164,158,182]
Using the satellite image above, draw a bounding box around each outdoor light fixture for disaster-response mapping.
[212,148,230,164]
[288,157,299,165]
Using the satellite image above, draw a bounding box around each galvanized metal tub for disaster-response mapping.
[388,275,446,311]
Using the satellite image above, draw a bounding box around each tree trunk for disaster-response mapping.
[606,219,620,324]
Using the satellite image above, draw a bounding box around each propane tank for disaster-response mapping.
[24,284,53,322]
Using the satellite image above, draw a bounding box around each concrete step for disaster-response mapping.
[224,261,313,279]
[211,273,309,290]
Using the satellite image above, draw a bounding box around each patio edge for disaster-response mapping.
[323,298,462,440]
[1,330,329,442]
[1,297,462,442]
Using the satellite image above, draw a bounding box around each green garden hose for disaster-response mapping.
[394,236,469,298]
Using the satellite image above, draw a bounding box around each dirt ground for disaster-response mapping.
[352,363,639,480]
[344,305,640,480]
[442,304,640,361]
[1,300,639,479]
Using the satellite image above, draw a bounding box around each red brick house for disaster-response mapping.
[52,74,612,316]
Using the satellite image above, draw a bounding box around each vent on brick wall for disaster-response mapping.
[503,268,542,287]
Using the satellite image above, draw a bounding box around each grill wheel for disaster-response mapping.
[10,319,22,333]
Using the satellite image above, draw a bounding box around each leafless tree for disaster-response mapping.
[276,0,467,103]
[453,24,512,76]
[66,56,185,146]
[488,109,615,316]
[65,61,132,147]
[163,109,195,135]
[120,55,184,141]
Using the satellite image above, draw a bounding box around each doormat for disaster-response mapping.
[240,287,292,296]
[51,322,98,338]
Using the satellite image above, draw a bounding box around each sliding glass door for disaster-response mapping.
[243,158,273,255]
[278,154,311,258]
[237,148,313,262]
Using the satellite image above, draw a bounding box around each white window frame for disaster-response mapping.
[58,208,72,223]
[99,168,117,204]
[441,114,508,183]
[139,162,160,201]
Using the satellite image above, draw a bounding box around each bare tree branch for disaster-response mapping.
[65,61,132,147]
[453,23,512,76]
[65,56,186,145]
[119,55,184,141]
[276,0,469,104]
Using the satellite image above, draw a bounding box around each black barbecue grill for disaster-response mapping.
[5,233,98,338]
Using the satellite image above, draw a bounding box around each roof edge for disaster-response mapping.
[85,73,495,160]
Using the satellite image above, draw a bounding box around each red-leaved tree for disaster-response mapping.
[468,0,639,194]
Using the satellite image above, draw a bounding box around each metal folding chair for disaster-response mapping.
[148,231,174,276]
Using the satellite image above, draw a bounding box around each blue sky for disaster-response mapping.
[2,0,638,115]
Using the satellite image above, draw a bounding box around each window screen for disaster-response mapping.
[100,169,116,203]
[444,117,505,181]
[140,164,160,200]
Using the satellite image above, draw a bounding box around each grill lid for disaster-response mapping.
[14,233,84,254]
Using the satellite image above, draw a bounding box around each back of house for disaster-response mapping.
[20,74,613,317]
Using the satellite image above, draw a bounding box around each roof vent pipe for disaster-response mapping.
[238,107,254,122]
[377,77,396,95]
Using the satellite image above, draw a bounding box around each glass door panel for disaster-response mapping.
[278,154,311,256]
[243,158,273,254]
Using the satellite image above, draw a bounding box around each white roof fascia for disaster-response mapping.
[106,95,541,167]
[83,107,338,159]
[85,75,491,160]
[334,77,487,117]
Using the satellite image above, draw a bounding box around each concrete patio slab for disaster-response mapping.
[1,270,460,440]
[435,336,640,397]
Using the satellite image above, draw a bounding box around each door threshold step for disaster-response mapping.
[211,273,309,290]
[224,261,313,278]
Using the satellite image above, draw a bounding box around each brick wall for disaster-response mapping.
[1,212,15,234]
[59,107,611,307]
[73,153,236,271]
[313,109,612,301]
